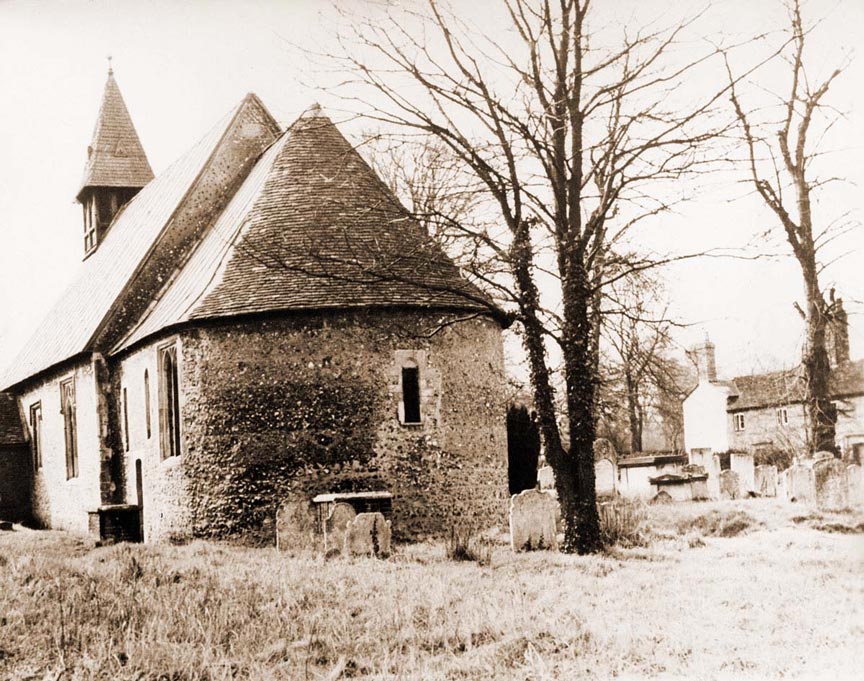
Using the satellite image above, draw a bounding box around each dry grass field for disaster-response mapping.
[1,499,862,680]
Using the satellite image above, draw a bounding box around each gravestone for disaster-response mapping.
[593,438,617,463]
[536,465,555,491]
[813,458,847,509]
[509,489,558,551]
[275,500,316,552]
[325,502,356,554]
[719,470,740,500]
[690,477,710,500]
[730,453,755,494]
[846,464,863,506]
[595,458,616,497]
[813,450,834,463]
[344,512,391,558]
[707,454,722,499]
[754,465,778,498]
[786,463,815,503]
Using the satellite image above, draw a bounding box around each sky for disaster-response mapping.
[0,0,862,381]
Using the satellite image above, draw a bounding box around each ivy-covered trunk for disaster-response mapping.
[803,280,837,454]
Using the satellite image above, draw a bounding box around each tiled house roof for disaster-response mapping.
[77,72,153,198]
[0,393,26,446]
[114,106,497,352]
[726,359,864,411]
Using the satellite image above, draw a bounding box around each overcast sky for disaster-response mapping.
[0,0,861,381]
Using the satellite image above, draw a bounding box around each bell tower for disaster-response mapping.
[77,60,154,257]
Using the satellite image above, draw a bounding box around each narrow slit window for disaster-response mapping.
[61,378,78,479]
[144,369,151,439]
[402,366,421,424]
[29,402,42,470]
[158,344,182,460]
[122,387,130,451]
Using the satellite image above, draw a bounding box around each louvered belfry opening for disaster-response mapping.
[77,68,153,256]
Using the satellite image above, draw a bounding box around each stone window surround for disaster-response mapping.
[395,349,427,427]
[60,374,79,481]
[157,339,183,461]
[733,413,745,431]
[776,406,789,427]
[29,401,42,470]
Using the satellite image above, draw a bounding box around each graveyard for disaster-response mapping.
[1,496,861,680]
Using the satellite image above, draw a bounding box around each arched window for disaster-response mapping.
[60,378,78,479]
[401,362,421,424]
[158,344,181,460]
[144,369,151,439]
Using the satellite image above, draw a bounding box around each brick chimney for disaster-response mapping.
[690,335,717,383]
[827,298,850,367]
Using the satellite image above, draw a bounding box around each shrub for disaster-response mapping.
[445,527,492,566]
[598,499,648,548]
[681,509,759,538]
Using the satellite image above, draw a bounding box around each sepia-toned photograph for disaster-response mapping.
[0,0,861,678]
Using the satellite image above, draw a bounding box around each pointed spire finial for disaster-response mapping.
[107,55,113,76]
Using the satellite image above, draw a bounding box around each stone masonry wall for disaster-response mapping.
[171,309,508,543]
[117,337,190,541]
[15,360,103,533]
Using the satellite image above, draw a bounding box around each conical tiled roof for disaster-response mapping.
[112,106,500,352]
[77,70,154,199]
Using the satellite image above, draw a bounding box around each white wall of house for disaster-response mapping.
[17,359,102,533]
[683,381,731,453]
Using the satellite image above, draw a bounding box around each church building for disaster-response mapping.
[0,69,509,542]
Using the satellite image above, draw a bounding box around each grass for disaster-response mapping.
[1,498,862,679]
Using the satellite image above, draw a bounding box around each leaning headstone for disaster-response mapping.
[536,465,555,491]
[813,457,847,509]
[755,465,778,498]
[845,465,863,507]
[595,458,617,497]
[786,463,815,503]
[325,502,357,554]
[344,512,391,558]
[509,489,558,552]
[719,470,740,500]
[730,453,755,494]
[276,500,316,552]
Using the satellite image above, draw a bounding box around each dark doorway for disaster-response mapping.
[135,459,144,541]
[507,404,540,494]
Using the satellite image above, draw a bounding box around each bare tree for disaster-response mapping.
[316,0,754,553]
[600,273,689,454]
[726,0,855,455]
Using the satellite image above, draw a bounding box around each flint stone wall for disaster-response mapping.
[171,310,507,543]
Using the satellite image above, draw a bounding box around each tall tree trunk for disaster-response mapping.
[626,374,643,454]
[560,262,602,554]
[802,277,837,454]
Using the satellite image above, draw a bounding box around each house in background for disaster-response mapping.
[0,68,509,542]
[683,309,864,461]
